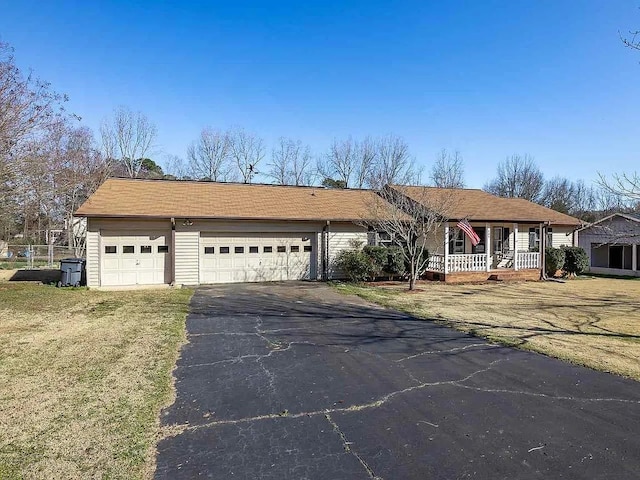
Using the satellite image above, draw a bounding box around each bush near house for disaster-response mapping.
[561,246,589,276]
[335,249,376,282]
[336,245,408,282]
[545,247,565,277]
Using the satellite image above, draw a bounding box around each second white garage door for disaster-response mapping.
[199,232,315,283]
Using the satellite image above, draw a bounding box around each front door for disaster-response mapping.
[493,227,510,254]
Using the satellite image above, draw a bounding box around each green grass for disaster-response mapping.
[0,283,193,479]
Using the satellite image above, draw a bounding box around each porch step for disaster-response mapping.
[488,271,539,282]
[496,252,514,269]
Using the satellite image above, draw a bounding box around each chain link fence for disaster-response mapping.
[1,245,77,270]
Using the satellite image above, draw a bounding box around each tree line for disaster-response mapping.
[1,39,638,245]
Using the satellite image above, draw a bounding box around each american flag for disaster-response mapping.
[456,218,481,246]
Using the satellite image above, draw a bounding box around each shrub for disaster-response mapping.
[334,249,376,282]
[545,247,565,277]
[561,246,589,276]
[385,246,406,278]
[362,246,388,278]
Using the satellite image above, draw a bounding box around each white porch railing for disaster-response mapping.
[426,254,445,272]
[448,253,487,272]
[516,252,540,270]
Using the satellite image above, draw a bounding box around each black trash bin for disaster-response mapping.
[59,258,86,287]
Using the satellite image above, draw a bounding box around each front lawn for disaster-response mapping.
[0,283,192,479]
[334,278,640,381]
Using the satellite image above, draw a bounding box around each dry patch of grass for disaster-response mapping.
[334,278,640,381]
[0,282,193,479]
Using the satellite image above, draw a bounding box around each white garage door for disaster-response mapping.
[100,231,171,286]
[200,232,314,283]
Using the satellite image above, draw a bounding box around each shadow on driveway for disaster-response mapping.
[156,282,640,480]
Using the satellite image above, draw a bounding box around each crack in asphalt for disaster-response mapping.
[163,360,503,436]
[325,412,382,480]
[163,354,640,441]
[453,383,640,404]
[395,342,500,362]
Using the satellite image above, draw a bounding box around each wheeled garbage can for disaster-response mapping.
[59,258,86,287]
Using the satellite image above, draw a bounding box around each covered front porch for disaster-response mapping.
[425,222,543,282]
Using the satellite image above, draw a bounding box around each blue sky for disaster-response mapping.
[1,0,638,187]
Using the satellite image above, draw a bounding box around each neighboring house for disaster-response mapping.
[75,179,584,287]
[75,178,379,287]
[388,186,583,283]
[578,213,640,277]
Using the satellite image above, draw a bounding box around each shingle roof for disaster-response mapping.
[75,178,386,222]
[392,185,583,226]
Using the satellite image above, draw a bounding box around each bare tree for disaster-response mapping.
[187,127,233,181]
[100,106,157,178]
[430,149,465,188]
[0,42,67,161]
[319,134,417,189]
[621,27,640,51]
[163,154,188,179]
[353,136,378,188]
[368,135,419,188]
[484,154,544,202]
[598,171,640,204]
[269,137,314,186]
[318,137,358,188]
[228,128,265,183]
[364,185,450,290]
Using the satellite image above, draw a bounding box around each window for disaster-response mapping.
[141,245,152,254]
[448,228,464,254]
[304,245,312,252]
[547,228,553,248]
[123,246,135,254]
[105,246,117,254]
[290,245,300,253]
[158,245,169,253]
[471,227,485,254]
[529,228,540,251]
[277,246,286,253]
[204,247,215,254]
[235,246,244,254]
[220,247,230,254]
[263,246,273,253]
[249,246,259,253]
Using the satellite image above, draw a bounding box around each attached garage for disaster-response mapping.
[100,231,171,286]
[199,232,314,283]
[76,179,379,288]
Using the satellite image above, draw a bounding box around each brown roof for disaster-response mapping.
[75,178,386,222]
[392,185,583,226]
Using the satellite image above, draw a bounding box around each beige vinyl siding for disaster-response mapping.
[174,230,199,285]
[549,227,574,248]
[327,224,368,279]
[86,219,100,287]
[517,224,540,251]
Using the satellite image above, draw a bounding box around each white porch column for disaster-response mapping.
[633,244,638,272]
[513,223,519,271]
[444,224,450,274]
[486,223,491,272]
[539,222,544,269]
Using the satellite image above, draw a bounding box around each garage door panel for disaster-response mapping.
[200,232,313,284]
[100,231,170,286]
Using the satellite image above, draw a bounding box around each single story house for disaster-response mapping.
[388,186,583,282]
[578,213,640,277]
[75,178,379,287]
[75,179,583,287]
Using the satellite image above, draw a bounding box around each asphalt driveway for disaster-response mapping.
[156,282,640,479]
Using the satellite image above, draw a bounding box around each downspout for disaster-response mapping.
[321,220,330,281]
[170,217,176,286]
[540,221,551,280]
